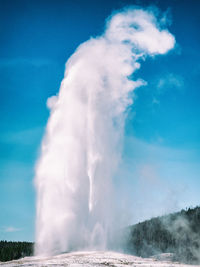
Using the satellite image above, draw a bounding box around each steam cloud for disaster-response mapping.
[35,7,175,255]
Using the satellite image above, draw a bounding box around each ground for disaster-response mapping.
[1,251,200,267]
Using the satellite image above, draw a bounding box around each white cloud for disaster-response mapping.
[152,97,160,105]
[157,73,184,92]
[4,226,22,232]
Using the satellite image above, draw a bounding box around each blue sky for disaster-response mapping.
[0,0,199,241]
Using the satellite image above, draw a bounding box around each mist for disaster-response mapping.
[34,7,175,256]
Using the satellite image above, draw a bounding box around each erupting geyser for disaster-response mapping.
[34,8,175,255]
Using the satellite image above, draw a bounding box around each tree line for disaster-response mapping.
[0,241,33,262]
[124,206,200,264]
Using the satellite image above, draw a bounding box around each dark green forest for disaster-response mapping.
[1,206,200,263]
[0,241,33,262]
[124,206,200,264]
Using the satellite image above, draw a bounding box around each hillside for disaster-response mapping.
[124,206,200,264]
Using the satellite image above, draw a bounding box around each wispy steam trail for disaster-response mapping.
[35,7,175,255]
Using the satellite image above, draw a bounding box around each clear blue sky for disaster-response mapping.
[0,0,199,241]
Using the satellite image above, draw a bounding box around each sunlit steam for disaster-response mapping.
[34,8,175,255]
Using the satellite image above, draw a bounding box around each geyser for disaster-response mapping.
[35,7,175,255]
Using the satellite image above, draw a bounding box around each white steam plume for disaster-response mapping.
[34,8,175,255]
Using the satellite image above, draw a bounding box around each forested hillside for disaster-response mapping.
[124,206,200,264]
[0,241,33,262]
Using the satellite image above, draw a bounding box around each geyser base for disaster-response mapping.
[1,251,200,267]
